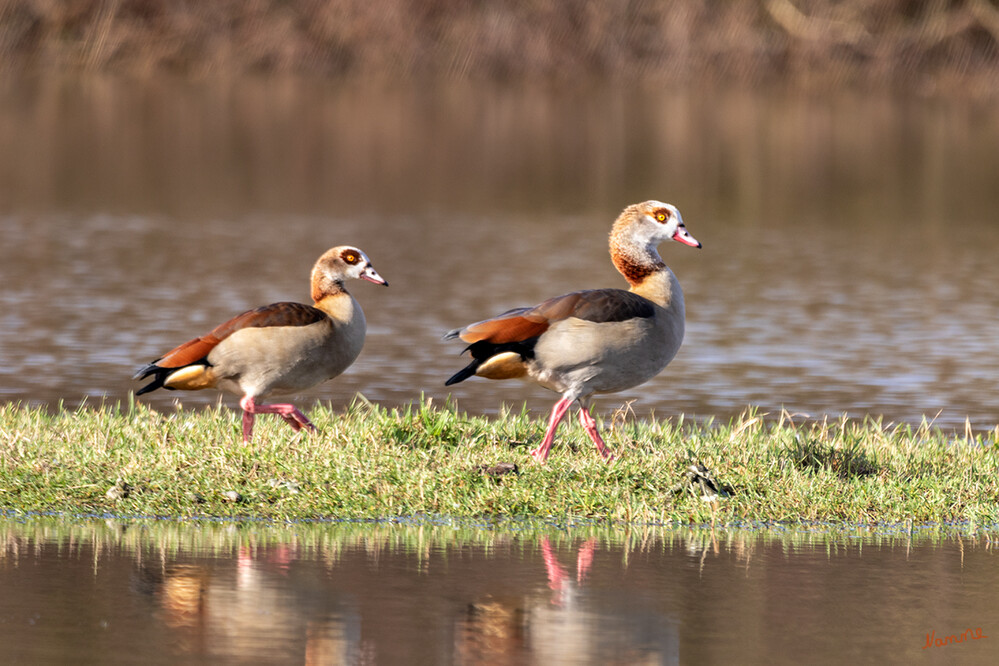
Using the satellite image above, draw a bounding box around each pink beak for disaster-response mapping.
[672,227,702,248]
[362,265,389,286]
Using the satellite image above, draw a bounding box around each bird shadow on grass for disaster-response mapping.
[789,437,879,480]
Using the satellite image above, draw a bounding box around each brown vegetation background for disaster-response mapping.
[2,0,999,94]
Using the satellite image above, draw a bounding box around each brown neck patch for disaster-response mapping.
[612,251,664,286]
[312,280,346,303]
[609,207,665,286]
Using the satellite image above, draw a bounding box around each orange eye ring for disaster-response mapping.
[656,213,667,222]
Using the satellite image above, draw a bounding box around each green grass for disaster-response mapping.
[2,397,998,525]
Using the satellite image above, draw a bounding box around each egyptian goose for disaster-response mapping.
[445,201,700,463]
[134,246,387,442]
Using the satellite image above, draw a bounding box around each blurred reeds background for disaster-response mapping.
[2,0,999,95]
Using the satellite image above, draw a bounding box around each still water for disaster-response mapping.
[1,516,996,664]
[2,78,999,430]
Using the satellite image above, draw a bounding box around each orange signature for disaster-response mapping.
[923,627,988,649]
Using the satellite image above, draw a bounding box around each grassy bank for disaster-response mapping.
[2,398,998,525]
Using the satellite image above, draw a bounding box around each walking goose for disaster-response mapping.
[445,201,700,462]
[134,246,387,442]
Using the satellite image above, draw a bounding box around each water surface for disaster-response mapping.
[1,516,995,664]
[2,78,999,430]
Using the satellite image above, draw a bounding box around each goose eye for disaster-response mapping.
[342,252,359,264]
[656,213,667,222]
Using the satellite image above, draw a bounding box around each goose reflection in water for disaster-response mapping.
[148,545,361,664]
[456,536,677,665]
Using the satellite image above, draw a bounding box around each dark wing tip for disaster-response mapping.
[135,380,162,396]
[445,362,479,386]
[442,327,463,341]
[134,371,168,396]
[132,363,158,381]
[132,361,175,395]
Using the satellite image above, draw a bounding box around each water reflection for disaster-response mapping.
[1,517,997,664]
[143,544,363,664]
[2,78,999,429]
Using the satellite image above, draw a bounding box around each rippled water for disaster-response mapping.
[1,517,996,664]
[2,78,999,430]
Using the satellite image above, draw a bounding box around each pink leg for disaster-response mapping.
[576,538,596,583]
[578,406,615,462]
[239,396,317,443]
[529,396,573,463]
[540,536,570,607]
[242,409,256,443]
[278,413,304,432]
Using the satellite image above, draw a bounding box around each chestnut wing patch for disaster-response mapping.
[452,306,549,345]
[134,302,327,395]
[156,302,327,369]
